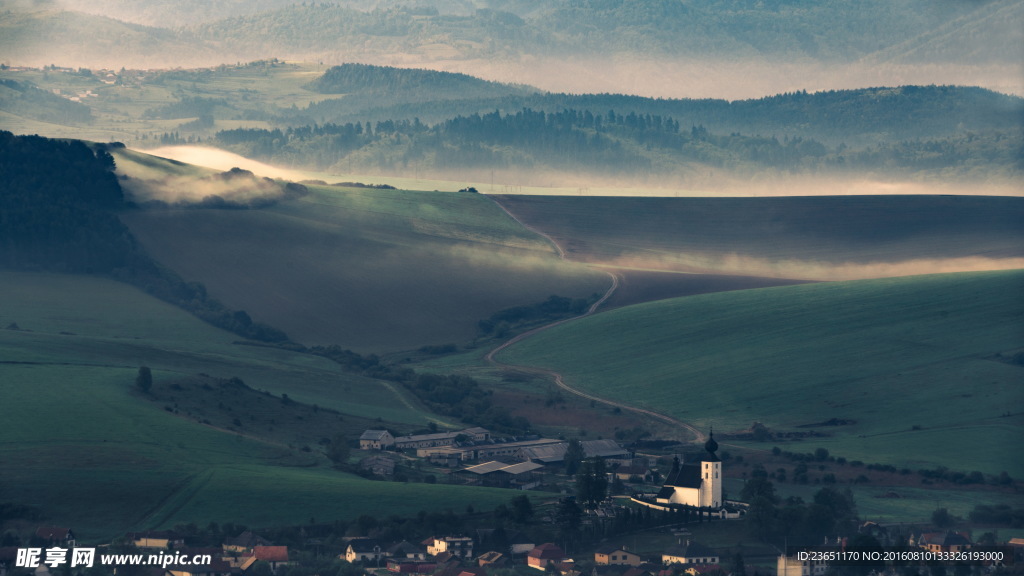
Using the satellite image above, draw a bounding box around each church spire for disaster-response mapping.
[704,427,719,460]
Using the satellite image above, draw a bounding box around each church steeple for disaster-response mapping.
[704,427,719,461]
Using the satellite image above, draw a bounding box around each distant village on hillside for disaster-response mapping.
[4,426,1019,576]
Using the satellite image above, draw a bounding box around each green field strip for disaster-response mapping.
[497,270,1024,475]
[135,470,217,531]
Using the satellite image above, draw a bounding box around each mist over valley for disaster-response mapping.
[1,0,1022,560]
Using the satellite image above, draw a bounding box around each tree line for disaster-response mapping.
[0,132,288,343]
[215,103,1021,180]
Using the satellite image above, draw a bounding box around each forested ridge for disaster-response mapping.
[215,98,1023,179]
[0,131,287,342]
[286,81,1023,145]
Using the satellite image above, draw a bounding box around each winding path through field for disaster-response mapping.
[485,196,705,444]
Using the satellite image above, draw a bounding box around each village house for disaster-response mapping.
[913,531,972,554]
[35,526,75,549]
[528,543,571,571]
[426,536,474,559]
[241,546,291,574]
[345,539,383,564]
[360,430,396,450]
[595,546,643,566]
[662,541,719,566]
[223,531,272,554]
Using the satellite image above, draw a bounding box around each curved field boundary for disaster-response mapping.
[486,196,705,443]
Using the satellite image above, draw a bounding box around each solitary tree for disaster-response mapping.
[135,366,152,394]
[327,433,351,467]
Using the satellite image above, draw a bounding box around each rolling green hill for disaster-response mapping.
[496,269,1024,476]
[114,148,609,351]
[0,271,518,540]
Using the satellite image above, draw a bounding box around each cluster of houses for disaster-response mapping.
[0,526,728,576]
[5,520,1023,576]
[358,428,644,488]
[0,527,293,576]
[359,428,631,464]
[777,529,1019,576]
[342,534,725,576]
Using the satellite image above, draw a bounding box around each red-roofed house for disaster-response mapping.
[241,546,291,574]
[223,532,272,554]
[528,544,570,571]
[917,532,972,554]
[35,526,75,548]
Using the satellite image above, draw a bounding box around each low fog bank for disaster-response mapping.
[595,253,1024,283]
[121,146,309,207]
[346,163,1024,199]
[136,145,1023,199]
[142,146,308,180]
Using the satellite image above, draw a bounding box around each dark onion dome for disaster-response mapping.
[704,428,719,455]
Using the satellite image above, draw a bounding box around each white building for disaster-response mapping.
[656,432,722,509]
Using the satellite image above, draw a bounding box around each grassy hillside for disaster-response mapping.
[496,270,1024,476]
[0,271,514,539]
[493,195,1024,280]
[116,163,609,351]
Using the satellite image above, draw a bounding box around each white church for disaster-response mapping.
[655,431,722,509]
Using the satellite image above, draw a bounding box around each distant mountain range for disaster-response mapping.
[2,0,1021,97]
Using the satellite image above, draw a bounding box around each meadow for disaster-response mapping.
[0,272,523,540]
[118,174,609,352]
[495,270,1024,477]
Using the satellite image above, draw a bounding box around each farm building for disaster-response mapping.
[461,460,544,489]
[359,430,395,450]
[519,439,630,464]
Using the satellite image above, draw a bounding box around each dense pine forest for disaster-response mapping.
[215,101,1022,180]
